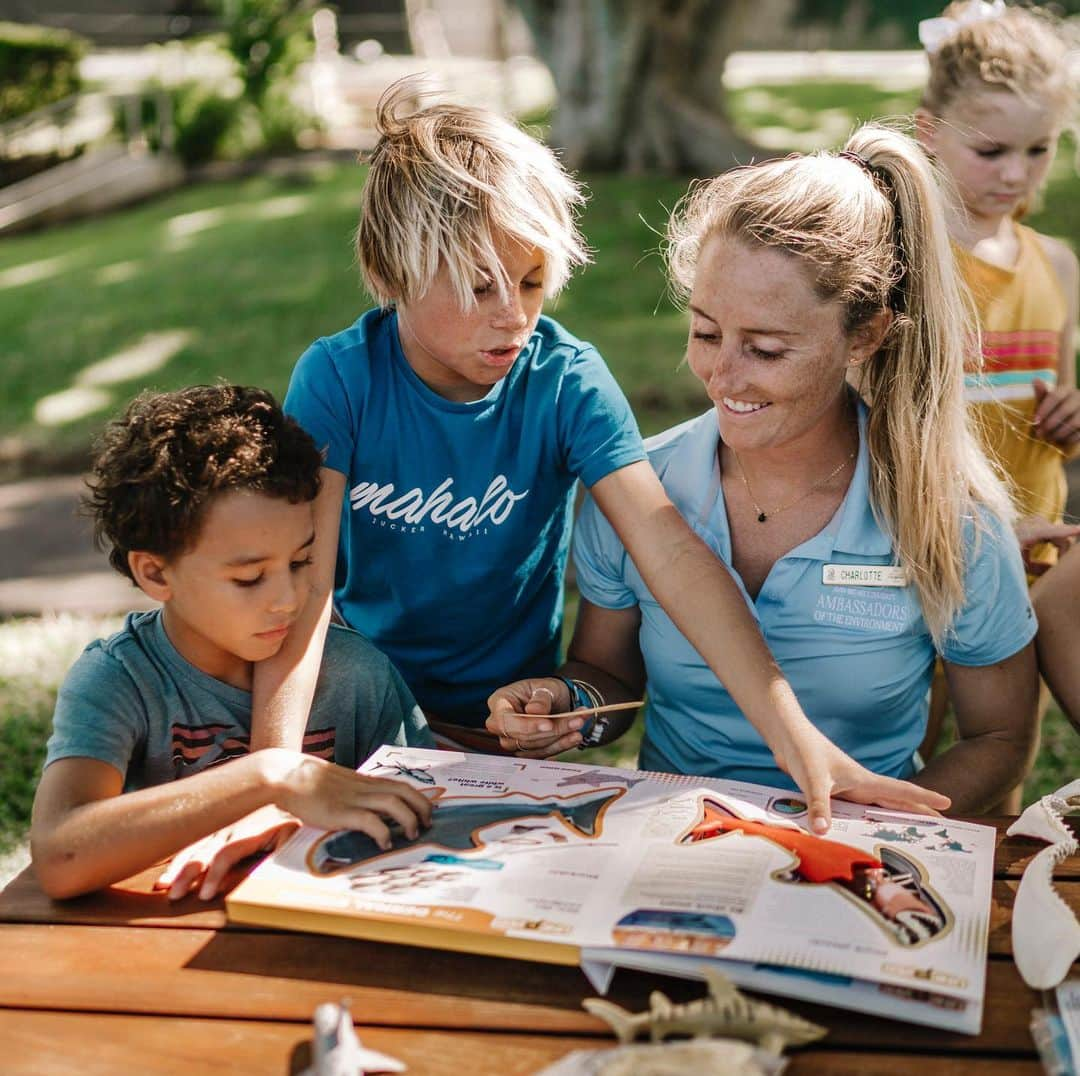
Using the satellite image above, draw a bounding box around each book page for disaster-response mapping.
[227,746,994,1025]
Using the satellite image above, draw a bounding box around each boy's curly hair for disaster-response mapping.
[85,385,322,582]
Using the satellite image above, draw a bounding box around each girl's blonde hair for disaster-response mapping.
[665,124,1014,645]
[922,1,1078,123]
[357,79,589,310]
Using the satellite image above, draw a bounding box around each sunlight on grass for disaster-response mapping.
[78,330,193,388]
[0,254,75,290]
[34,330,193,427]
[33,386,112,428]
[95,261,142,286]
[251,193,312,220]
[166,206,231,241]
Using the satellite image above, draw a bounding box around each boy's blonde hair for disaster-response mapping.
[665,124,1014,645]
[357,79,589,310]
[921,1,1078,123]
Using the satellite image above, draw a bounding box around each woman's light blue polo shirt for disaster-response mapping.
[572,402,1036,788]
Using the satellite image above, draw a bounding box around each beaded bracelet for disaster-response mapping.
[570,677,607,747]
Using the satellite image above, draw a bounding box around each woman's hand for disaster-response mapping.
[771,720,952,833]
[486,678,589,757]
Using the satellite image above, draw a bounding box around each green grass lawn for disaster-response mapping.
[0,79,1077,855]
[0,615,122,854]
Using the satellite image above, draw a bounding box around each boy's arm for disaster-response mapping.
[249,467,347,750]
[1033,542,1080,730]
[588,460,951,830]
[918,644,1040,814]
[31,747,432,900]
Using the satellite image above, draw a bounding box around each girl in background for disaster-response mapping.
[916,1,1080,798]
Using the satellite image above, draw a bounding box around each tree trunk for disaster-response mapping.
[516,0,760,174]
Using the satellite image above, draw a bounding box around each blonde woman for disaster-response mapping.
[489,125,1039,815]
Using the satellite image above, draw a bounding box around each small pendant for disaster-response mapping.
[757,512,767,523]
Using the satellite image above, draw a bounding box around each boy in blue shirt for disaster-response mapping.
[31,385,433,900]
[262,80,946,834]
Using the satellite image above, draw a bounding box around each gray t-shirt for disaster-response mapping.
[45,610,433,790]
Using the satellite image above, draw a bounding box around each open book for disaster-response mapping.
[226,746,995,1033]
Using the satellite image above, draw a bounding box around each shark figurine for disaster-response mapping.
[584,967,827,1054]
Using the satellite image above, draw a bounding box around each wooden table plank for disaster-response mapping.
[0,1009,599,1076]
[989,879,1080,955]
[0,923,608,1034]
[0,1009,1044,1076]
[0,865,231,930]
[993,821,1080,879]
[0,923,1052,1055]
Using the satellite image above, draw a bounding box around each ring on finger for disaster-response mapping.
[514,738,526,752]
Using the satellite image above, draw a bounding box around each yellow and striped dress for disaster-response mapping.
[958,223,1069,527]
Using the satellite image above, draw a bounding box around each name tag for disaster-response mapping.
[822,564,908,587]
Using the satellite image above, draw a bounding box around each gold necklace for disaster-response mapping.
[729,447,856,523]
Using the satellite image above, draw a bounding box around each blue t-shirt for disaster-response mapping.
[44,610,433,789]
[285,308,645,724]
[573,404,1036,787]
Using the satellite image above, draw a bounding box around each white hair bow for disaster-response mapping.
[918,0,1008,54]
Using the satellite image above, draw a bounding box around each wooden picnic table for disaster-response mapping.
[0,817,1075,1074]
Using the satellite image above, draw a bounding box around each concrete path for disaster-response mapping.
[0,474,155,617]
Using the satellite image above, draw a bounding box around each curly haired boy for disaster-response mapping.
[31,385,432,900]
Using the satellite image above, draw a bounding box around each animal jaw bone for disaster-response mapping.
[1007,779,1080,988]
[584,967,826,1055]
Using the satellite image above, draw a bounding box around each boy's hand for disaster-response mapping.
[771,720,951,833]
[156,804,299,902]
[486,678,588,756]
[1032,379,1080,445]
[1014,515,1080,575]
[264,750,433,848]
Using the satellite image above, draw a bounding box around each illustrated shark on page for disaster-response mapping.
[309,787,625,875]
[555,769,649,790]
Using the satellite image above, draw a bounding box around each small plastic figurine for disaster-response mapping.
[301,1000,405,1076]
[584,968,827,1054]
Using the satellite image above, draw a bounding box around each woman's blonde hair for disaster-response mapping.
[922,2,1078,124]
[665,124,1014,645]
[357,79,589,310]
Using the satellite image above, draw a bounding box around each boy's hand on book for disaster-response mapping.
[267,750,433,849]
[486,678,587,756]
[156,804,300,902]
[774,721,951,833]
